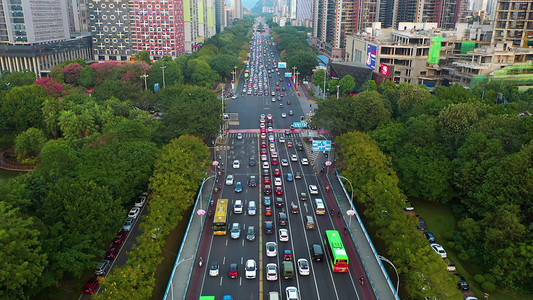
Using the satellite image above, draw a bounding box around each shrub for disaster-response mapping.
[484,274,496,283]
[474,274,486,283]
[454,244,464,252]
[446,241,455,249]
[481,281,496,292]
[451,203,465,215]
[442,231,454,240]
[457,251,470,262]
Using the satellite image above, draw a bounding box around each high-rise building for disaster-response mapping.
[417,0,467,29]
[492,0,533,48]
[89,0,134,60]
[296,0,312,21]
[0,0,92,76]
[132,0,185,58]
[232,0,242,19]
[312,0,377,59]
[182,0,216,52]
[215,0,226,33]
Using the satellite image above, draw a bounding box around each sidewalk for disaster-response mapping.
[311,151,398,300]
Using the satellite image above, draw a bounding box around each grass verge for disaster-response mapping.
[411,198,533,300]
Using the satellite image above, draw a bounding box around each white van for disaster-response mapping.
[248,201,256,215]
[314,198,326,215]
[268,291,281,300]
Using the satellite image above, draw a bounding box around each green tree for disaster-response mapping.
[370,121,406,155]
[437,102,480,147]
[135,50,151,64]
[91,79,143,103]
[339,74,356,95]
[362,80,377,92]
[209,54,240,81]
[14,127,47,161]
[0,70,36,91]
[0,202,47,300]
[397,83,432,120]
[188,59,220,88]
[78,66,96,88]
[311,95,355,135]
[312,69,326,91]
[0,84,50,131]
[162,85,223,138]
[351,91,391,132]
[147,59,183,90]
[328,79,339,96]
[285,50,318,76]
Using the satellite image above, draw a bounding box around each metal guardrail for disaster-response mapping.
[333,170,399,299]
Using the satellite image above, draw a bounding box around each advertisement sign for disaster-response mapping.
[380,64,390,76]
[154,83,159,91]
[284,72,292,78]
[278,62,287,68]
[312,140,332,151]
[365,44,377,70]
[292,121,308,128]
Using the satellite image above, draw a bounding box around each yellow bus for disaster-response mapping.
[213,199,229,235]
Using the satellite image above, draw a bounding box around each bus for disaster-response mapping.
[213,198,228,235]
[199,296,215,300]
[323,230,349,272]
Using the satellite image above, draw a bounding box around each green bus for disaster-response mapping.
[199,296,215,300]
[324,230,349,272]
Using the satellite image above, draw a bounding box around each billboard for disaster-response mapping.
[278,62,287,68]
[284,72,292,78]
[380,64,391,76]
[312,140,332,151]
[365,44,377,70]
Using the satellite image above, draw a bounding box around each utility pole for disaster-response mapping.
[292,66,297,84]
[160,64,166,88]
[140,74,149,91]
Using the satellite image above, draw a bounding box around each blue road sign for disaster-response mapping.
[312,140,331,151]
[292,122,308,128]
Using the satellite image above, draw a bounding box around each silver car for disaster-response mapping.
[230,223,241,239]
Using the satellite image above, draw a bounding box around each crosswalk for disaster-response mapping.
[229,132,300,138]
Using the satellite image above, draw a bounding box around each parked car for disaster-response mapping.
[456,274,470,290]
[424,232,436,243]
[128,207,140,219]
[122,217,135,231]
[104,245,120,260]
[94,259,111,276]
[135,194,147,207]
[430,243,447,259]
[417,218,426,230]
[113,231,128,245]
[447,260,456,272]
[82,276,99,294]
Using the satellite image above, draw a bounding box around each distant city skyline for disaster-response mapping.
[231,0,258,8]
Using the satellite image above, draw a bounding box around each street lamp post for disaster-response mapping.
[378,255,400,297]
[295,71,300,87]
[323,70,326,100]
[161,65,166,88]
[292,66,297,84]
[140,74,149,91]
[336,85,340,100]
[338,175,354,203]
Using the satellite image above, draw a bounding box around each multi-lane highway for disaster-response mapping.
[184,20,375,300]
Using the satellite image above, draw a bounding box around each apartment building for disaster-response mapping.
[491,0,533,48]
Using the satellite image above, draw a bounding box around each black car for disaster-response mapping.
[294,172,302,179]
[263,168,270,176]
[249,176,257,187]
[278,212,288,225]
[275,197,284,208]
[424,232,436,243]
[296,144,304,151]
[417,218,426,230]
[249,157,256,166]
[456,274,469,291]
[265,220,274,234]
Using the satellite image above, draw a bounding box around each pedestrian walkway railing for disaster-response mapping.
[163,174,215,300]
[331,170,399,300]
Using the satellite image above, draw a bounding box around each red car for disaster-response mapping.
[275,187,283,196]
[287,141,293,148]
[260,128,267,133]
[265,206,272,216]
[105,246,120,260]
[263,169,270,176]
[113,231,128,245]
[276,87,280,91]
[271,158,279,165]
[287,101,291,105]
[264,185,272,195]
[261,149,267,155]
[280,94,284,97]
[83,276,100,294]
[261,141,267,148]
[273,169,281,176]
[264,176,271,184]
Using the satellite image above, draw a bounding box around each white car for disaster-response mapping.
[233,160,240,169]
[234,200,243,214]
[297,258,310,275]
[290,154,298,162]
[237,133,243,140]
[263,161,269,169]
[281,113,287,118]
[301,158,309,165]
[269,135,275,142]
[260,114,266,120]
[272,97,276,102]
[209,261,219,277]
[309,185,319,194]
[266,242,277,257]
[281,159,289,167]
[430,243,447,259]
[266,263,278,281]
[261,154,268,161]
[268,127,273,132]
[245,259,257,279]
[274,177,282,186]
[286,286,299,300]
[279,137,285,143]
[271,152,278,158]
[135,195,147,207]
[225,175,234,185]
[260,123,266,129]
[279,228,289,242]
[128,207,140,219]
